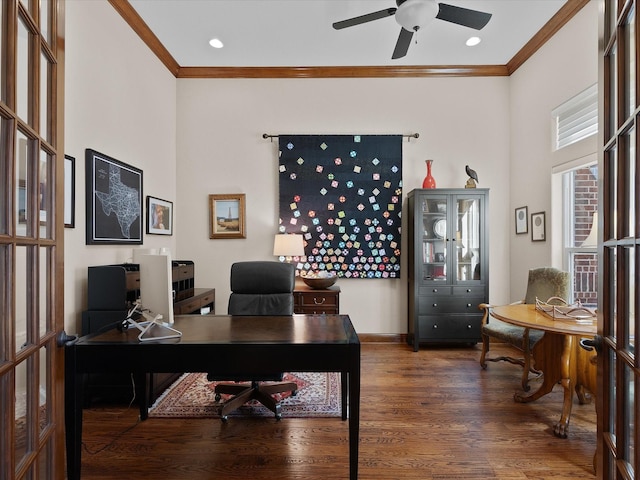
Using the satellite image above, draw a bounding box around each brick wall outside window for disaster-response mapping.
[572,167,598,307]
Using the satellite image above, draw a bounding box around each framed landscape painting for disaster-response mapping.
[209,193,246,239]
[85,149,143,245]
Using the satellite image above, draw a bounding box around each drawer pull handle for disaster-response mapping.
[467,324,472,329]
[467,303,472,307]
[313,297,326,305]
[432,289,438,293]
[433,324,438,329]
[467,289,472,292]
[432,303,437,307]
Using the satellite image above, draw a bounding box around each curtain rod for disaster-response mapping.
[262,133,419,142]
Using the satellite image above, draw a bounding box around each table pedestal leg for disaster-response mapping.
[514,332,596,438]
[514,332,564,404]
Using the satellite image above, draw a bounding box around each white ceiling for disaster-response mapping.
[128,0,569,68]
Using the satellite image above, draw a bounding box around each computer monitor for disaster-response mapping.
[139,253,175,325]
[128,253,180,341]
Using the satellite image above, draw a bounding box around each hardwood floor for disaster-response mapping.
[79,343,596,479]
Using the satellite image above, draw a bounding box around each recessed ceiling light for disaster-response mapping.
[466,37,481,47]
[209,38,224,49]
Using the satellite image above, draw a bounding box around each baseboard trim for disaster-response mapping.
[358,333,407,344]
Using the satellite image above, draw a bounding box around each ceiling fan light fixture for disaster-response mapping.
[395,0,438,32]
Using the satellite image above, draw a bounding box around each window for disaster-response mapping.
[561,164,598,307]
[552,84,598,150]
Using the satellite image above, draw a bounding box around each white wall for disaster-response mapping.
[63,1,598,335]
[176,77,511,334]
[508,1,598,300]
[64,0,177,332]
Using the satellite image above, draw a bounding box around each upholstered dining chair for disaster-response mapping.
[479,267,570,391]
[208,261,298,421]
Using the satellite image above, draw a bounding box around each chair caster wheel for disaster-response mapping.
[275,413,282,421]
[215,393,221,401]
[292,390,297,397]
[221,415,228,423]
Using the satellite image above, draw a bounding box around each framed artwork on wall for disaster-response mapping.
[515,206,528,234]
[531,211,546,242]
[146,196,173,235]
[85,149,143,245]
[64,155,75,228]
[209,193,246,239]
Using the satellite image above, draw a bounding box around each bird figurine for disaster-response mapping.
[465,165,479,189]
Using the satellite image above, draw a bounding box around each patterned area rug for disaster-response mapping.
[148,372,342,418]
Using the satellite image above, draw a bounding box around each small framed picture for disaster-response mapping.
[146,196,173,235]
[209,193,246,239]
[515,206,528,235]
[531,211,546,242]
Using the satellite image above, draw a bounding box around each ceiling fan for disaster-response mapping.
[332,0,492,60]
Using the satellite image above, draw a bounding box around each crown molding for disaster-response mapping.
[111,0,589,79]
[507,0,591,75]
[176,65,510,78]
[108,0,180,76]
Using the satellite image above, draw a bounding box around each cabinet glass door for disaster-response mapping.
[455,196,482,282]
[420,195,448,282]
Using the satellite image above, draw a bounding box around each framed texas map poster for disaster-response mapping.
[85,149,143,245]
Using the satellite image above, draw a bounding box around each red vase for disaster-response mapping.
[422,160,436,189]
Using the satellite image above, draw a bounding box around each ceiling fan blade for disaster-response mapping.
[332,7,397,30]
[436,3,492,30]
[392,28,414,60]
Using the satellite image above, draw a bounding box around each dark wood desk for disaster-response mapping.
[64,314,361,480]
[491,304,597,438]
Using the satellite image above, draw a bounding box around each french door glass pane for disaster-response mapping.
[625,8,636,117]
[16,130,29,237]
[623,362,635,466]
[624,246,635,353]
[39,149,51,239]
[0,116,7,235]
[40,0,51,45]
[608,47,617,136]
[606,146,618,240]
[17,14,30,123]
[624,128,636,237]
[15,358,29,472]
[38,345,49,435]
[40,50,50,142]
[15,245,29,353]
[0,245,7,363]
[607,246,618,340]
[38,246,48,338]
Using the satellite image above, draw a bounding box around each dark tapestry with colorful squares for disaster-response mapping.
[278,135,403,279]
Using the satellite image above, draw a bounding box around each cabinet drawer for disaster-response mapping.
[200,293,215,306]
[418,315,482,341]
[295,305,338,315]
[173,264,194,281]
[125,271,140,291]
[453,285,485,296]
[296,292,338,308]
[418,296,483,314]
[174,299,199,315]
[418,286,452,297]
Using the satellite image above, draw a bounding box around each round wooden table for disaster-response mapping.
[491,304,597,438]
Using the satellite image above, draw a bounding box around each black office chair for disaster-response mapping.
[208,261,298,421]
